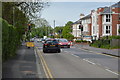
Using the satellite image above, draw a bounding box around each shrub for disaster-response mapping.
[90,35,120,49]
[2,18,20,61]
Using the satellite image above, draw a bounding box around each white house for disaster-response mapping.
[72,19,81,39]
[91,10,99,40]
[80,14,92,41]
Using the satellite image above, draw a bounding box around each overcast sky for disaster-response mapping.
[41,2,117,27]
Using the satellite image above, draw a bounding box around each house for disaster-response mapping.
[72,1,120,41]
[72,14,84,39]
[80,14,92,41]
[72,19,81,39]
[91,10,99,40]
[97,1,120,38]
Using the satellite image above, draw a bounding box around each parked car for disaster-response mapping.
[26,41,34,48]
[58,39,70,48]
[43,39,61,53]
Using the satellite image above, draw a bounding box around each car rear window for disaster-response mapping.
[46,40,58,44]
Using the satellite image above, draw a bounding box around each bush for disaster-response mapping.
[2,18,20,61]
[90,36,120,49]
[75,40,88,43]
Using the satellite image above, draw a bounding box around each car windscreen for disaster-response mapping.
[59,39,68,42]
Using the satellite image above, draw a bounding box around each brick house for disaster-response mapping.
[97,2,120,39]
[72,1,120,41]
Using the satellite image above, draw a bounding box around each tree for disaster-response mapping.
[62,21,74,40]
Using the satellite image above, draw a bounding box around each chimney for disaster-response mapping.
[80,13,85,19]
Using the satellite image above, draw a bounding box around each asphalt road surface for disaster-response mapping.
[2,41,119,79]
[35,41,119,78]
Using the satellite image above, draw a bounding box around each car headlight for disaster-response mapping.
[68,43,70,45]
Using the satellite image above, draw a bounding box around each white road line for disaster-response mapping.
[105,69,119,75]
[83,59,96,65]
[61,49,63,52]
[71,54,79,58]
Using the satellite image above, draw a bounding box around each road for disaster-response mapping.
[35,41,119,79]
[2,41,119,79]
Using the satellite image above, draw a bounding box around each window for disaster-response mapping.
[117,24,120,35]
[106,14,111,22]
[105,26,111,34]
[119,14,120,21]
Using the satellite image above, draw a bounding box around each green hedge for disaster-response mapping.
[90,36,120,49]
[2,18,20,61]
[75,40,88,43]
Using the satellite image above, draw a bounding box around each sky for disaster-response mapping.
[41,2,117,27]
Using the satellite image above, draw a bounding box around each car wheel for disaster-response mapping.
[43,49,47,53]
[57,49,61,53]
[28,47,30,49]
[67,45,70,48]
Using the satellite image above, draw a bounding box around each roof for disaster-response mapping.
[111,1,120,8]
[80,14,91,20]
[72,19,81,25]
[101,1,120,14]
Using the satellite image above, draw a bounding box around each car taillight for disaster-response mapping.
[44,44,48,46]
[56,43,60,45]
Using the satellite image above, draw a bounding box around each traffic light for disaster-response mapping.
[28,24,31,30]
[79,25,83,31]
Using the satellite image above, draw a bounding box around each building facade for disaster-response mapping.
[72,1,120,41]
[72,20,81,39]
[80,14,92,41]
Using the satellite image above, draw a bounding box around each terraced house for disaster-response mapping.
[72,1,120,41]
[97,2,120,39]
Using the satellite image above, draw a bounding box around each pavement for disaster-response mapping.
[2,45,40,78]
[74,43,119,57]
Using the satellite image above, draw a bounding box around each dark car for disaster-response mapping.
[43,39,61,53]
[58,39,70,48]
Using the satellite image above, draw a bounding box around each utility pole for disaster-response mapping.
[53,20,55,38]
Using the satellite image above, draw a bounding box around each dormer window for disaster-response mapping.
[106,14,111,22]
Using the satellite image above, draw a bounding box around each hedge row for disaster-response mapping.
[75,40,89,43]
[2,18,20,61]
[90,36,120,49]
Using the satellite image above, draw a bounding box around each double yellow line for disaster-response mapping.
[36,48,54,80]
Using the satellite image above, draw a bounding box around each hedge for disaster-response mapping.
[2,18,20,61]
[90,36,120,49]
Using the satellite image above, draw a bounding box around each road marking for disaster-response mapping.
[71,54,79,58]
[83,59,96,65]
[37,49,54,80]
[79,48,119,59]
[105,69,119,75]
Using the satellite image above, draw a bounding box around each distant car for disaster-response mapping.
[26,41,34,48]
[58,39,70,48]
[41,38,45,43]
[43,39,61,53]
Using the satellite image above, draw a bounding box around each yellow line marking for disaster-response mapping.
[79,48,119,59]
[36,47,54,80]
[38,51,50,79]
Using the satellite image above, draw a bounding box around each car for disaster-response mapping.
[43,39,61,53]
[58,39,70,48]
[40,38,45,43]
[26,41,34,48]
